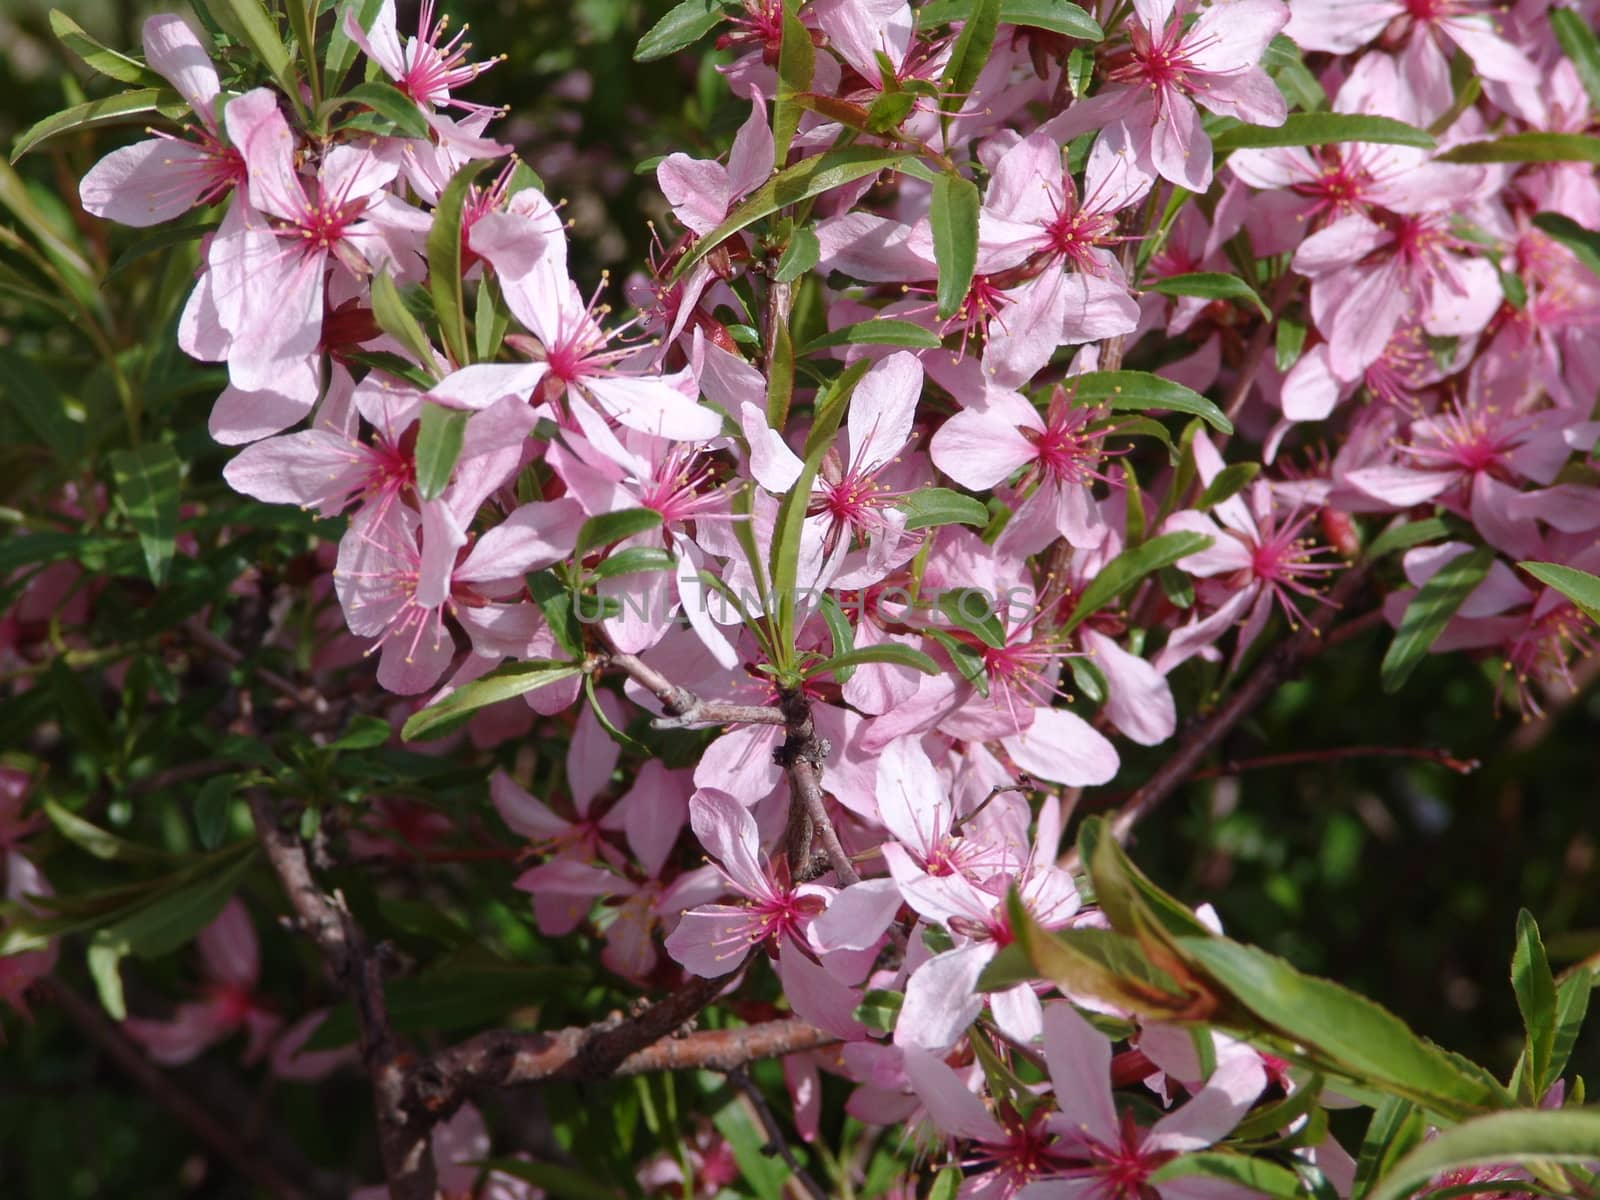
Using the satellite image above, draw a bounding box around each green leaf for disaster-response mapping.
[11,87,187,162]
[674,146,912,280]
[1512,909,1558,1104]
[1380,546,1495,693]
[1210,112,1435,154]
[1068,654,1107,704]
[941,0,1000,116]
[49,11,164,86]
[575,508,664,560]
[900,487,989,531]
[369,270,439,378]
[107,220,215,280]
[192,775,240,852]
[1366,517,1451,562]
[634,0,724,62]
[773,226,820,283]
[413,403,467,502]
[1068,370,1233,434]
[332,81,430,138]
[324,0,385,88]
[109,443,182,586]
[1367,1110,1600,1200]
[86,936,128,1019]
[344,349,437,391]
[1532,212,1600,280]
[46,800,172,864]
[1151,1153,1307,1198]
[938,587,1006,648]
[1275,316,1308,371]
[402,660,584,740]
[1082,816,1217,945]
[1196,462,1261,510]
[210,0,298,104]
[1552,7,1600,112]
[921,0,1102,39]
[327,713,393,750]
[806,643,940,679]
[927,627,989,696]
[1438,133,1600,164]
[1518,560,1600,623]
[428,159,492,367]
[1352,1097,1425,1200]
[766,314,795,429]
[931,171,980,320]
[1063,530,1213,633]
[0,346,81,461]
[591,546,675,580]
[1176,936,1508,1116]
[798,318,942,354]
[98,847,257,961]
[1548,970,1592,1094]
[1146,272,1270,319]
[773,0,814,168]
[526,569,583,658]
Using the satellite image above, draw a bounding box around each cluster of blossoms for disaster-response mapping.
[52,0,1600,1194]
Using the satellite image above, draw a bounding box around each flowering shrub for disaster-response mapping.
[4,0,1600,1196]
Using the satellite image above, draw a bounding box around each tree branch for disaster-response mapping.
[607,649,786,730]
[727,1070,830,1200]
[1090,563,1373,853]
[1183,743,1479,781]
[246,791,436,1200]
[775,689,859,885]
[41,976,340,1200]
[414,1011,837,1108]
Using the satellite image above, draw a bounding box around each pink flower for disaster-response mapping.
[343,0,501,115]
[79,15,245,227]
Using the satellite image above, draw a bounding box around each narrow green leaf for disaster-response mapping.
[807,643,940,679]
[1275,316,1307,372]
[767,316,795,430]
[1380,546,1494,693]
[1552,7,1600,111]
[286,0,320,107]
[928,627,989,696]
[107,220,214,280]
[1146,272,1270,319]
[931,171,980,320]
[333,81,430,138]
[773,0,814,168]
[1366,517,1451,562]
[86,936,128,1019]
[109,443,182,586]
[99,848,257,960]
[526,570,583,658]
[11,87,186,162]
[1063,530,1213,633]
[1151,1153,1306,1198]
[921,0,1102,40]
[1548,970,1592,1093]
[1177,936,1508,1116]
[1512,909,1558,1104]
[575,508,664,560]
[324,0,385,88]
[938,588,1006,648]
[900,487,989,531]
[0,345,82,461]
[428,159,492,367]
[1068,370,1233,434]
[49,10,164,86]
[773,226,820,283]
[635,0,724,62]
[1210,112,1435,154]
[1532,212,1600,280]
[402,660,584,740]
[327,713,393,750]
[591,546,675,580]
[941,0,1000,116]
[474,274,509,361]
[211,0,298,103]
[1082,816,1217,945]
[1068,654,1107,704]
[798,318,942,354]
[1196,462,1261,511]
[1367,1110,1600,1200]
[928,1167,963,1200]
[46,800,172,864]
[413,404,467,502]
[344,349,436,390]
[1519,560,1600,623]
[819,593,857,680]
[192,775,240,851]
[368,271,439,378]
[1438,133,1600,164]
[674,147,912,280]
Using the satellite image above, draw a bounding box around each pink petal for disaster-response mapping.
[1000,708,1119,787]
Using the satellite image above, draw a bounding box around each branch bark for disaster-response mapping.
[607,649,786,730]
[247,791,436,1200]
[775,689,859,885]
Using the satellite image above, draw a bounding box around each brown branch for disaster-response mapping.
[775,689,860,886]
[185,618,329,716]
[1223,272,1299,423]
[606,649,786,730]
[247,791,436,1200]
[414,1012,836,1108]
[727,1070,830,1200]
[1184,744,1479,782]
[40,976,339,1200]
[1092,562,1373,853]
